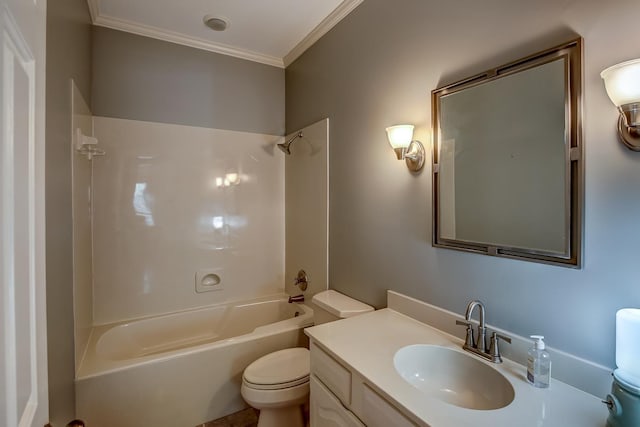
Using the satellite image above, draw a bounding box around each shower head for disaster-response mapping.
[277,132,303,155]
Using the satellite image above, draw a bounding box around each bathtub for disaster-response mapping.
[75,294,313,427]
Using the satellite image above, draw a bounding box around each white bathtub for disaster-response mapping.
[75,294,313,427]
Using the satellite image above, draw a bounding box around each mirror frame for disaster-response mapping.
[431,38,583,267]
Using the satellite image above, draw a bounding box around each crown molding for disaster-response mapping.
[92,14,284,68]
[85,0,364,69]
[86,0,99,23]
[283,0,364,67]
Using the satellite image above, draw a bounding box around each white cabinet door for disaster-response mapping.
[360,385,417,427]
[310,376,364,427]
[0,0,48,426]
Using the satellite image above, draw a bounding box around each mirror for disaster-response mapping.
[432,39,582,267]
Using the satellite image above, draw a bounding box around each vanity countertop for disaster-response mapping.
[305,308,607,427]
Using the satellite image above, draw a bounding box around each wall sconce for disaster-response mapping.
[385,124,425,172]
[601,59,640,151]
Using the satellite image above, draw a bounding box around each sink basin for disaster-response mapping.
[393,344,514,410]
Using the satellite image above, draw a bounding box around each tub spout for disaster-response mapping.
[288,294,304,303]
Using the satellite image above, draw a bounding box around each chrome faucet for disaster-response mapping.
[466,300,487,352]
[456,300,511,363]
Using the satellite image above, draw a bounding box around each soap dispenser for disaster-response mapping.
[527,335,551,388]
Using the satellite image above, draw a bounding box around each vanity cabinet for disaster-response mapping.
[310,376,364,427]
[310,341,417,427]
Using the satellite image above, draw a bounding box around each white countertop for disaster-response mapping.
[305,308,608,427]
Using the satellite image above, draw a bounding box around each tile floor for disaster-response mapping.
[196,408,259,427]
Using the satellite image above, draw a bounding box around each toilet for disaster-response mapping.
[240,290,374,427]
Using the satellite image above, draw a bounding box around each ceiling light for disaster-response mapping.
[203,15,229,32]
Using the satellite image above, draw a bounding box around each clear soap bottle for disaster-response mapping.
[527,335,551,388]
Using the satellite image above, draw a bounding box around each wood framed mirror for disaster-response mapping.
[431,38,583,267]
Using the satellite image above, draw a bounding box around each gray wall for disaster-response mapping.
[45,0,93,424]
[286,0,640,369]
[92,27,285,135]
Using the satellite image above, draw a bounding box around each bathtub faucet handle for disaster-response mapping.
[293,269,308,291]
[288,294,305,303]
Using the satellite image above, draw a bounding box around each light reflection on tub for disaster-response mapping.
[96,296,307,360]
[79,294,312,376]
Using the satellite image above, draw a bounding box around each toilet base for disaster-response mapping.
[257,405,304,427]
[241,380,309,427]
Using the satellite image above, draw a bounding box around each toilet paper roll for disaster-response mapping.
[616,308,640,386]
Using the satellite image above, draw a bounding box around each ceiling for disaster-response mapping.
[86,0,363,68]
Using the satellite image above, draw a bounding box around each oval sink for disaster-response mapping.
[393,345,514,410]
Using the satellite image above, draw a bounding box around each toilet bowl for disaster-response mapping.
[241,290,374,427]
[241,347,310,427]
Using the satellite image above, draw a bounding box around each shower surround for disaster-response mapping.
[72,114,328,426]
[90,116,285,324]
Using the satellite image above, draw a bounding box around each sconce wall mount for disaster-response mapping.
[385,124,425,172]
[601,58,640,151]
[616,104,640,151]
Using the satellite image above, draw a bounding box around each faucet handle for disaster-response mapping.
[293,269,308,291]
[494,332,511,344]
[455,320,475,348]
[489,332,511,363]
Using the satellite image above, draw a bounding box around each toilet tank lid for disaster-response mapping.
[312,290,374,318]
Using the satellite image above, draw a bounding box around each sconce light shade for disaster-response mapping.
[602,59,640,107]
[601,59,640,151]
[386,125,414,149]
[385,124,425,172]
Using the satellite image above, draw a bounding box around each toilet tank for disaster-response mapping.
[311,290,374,325]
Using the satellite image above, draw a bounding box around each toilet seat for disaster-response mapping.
[243,375,309,390]
[242,347,310,390]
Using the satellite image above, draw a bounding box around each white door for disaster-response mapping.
[0,0,48,426]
